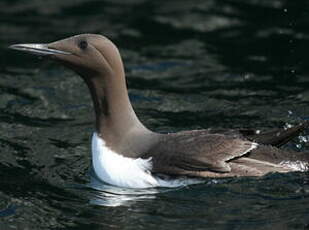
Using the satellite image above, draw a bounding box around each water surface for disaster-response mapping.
[1,0,309,229]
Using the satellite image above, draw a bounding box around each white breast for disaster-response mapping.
[91,133,159,188]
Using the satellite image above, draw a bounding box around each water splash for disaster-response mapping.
[279,160,309,172]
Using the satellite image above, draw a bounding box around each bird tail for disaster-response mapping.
[244,121,309,147]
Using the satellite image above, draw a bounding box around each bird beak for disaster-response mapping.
[9,43,71,56]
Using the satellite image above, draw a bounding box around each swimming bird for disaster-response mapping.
[10,34,309,188]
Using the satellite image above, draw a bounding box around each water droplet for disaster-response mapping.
[299,135,309,143]
[284,122,292,129]
[244,73,253,80]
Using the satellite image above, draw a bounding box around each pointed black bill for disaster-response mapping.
[9,43,71,56]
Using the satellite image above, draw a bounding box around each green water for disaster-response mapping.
[0,0,309,229]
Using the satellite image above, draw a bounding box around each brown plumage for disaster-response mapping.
[140,123,309,177]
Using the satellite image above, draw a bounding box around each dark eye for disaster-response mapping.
[78,40,88,50]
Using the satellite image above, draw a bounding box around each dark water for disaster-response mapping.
[1,0,309,229]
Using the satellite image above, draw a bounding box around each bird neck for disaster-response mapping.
[83,65,149,146]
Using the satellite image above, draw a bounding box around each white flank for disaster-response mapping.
[92,132,159,188]
[91,133,203,189]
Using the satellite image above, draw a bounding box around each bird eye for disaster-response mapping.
[78,40,88,50]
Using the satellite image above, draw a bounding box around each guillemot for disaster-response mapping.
[10,34,309,188]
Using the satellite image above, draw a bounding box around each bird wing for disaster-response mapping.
[144,130,257,174]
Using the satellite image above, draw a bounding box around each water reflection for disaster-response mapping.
[83,173,174,207]
[81,170,206,207]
